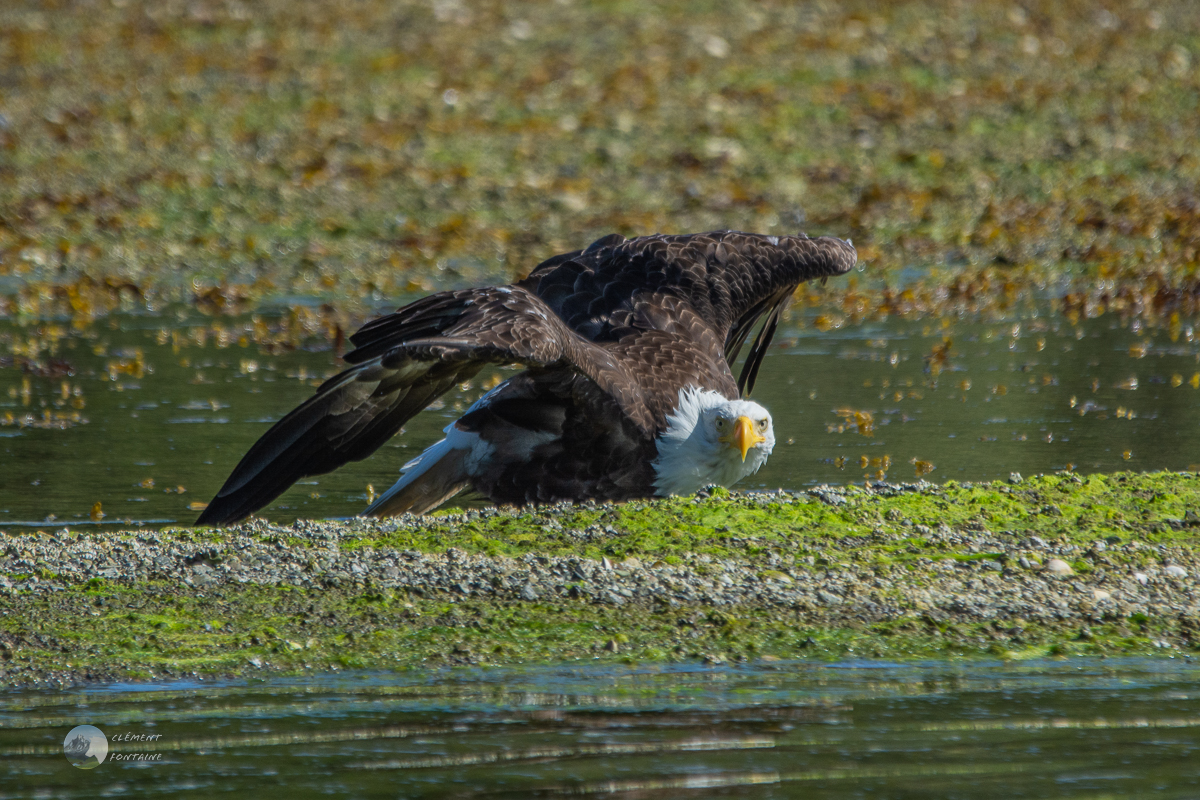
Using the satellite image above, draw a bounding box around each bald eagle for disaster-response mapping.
[196,231,855,524]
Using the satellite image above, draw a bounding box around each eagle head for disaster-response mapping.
[652,388,776,497]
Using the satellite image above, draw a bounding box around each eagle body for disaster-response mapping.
[196,231,856,525]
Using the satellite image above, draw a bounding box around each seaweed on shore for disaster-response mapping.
[2,471,1198,686]
[1,1,1199,329]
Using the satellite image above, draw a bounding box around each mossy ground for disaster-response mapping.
[4,583,1185,684]
[2,471,1199,685]
[351,471,1200,562]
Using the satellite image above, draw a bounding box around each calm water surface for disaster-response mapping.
[2,658,1199,798]
[4,309,1200,797]
[2,306,1200,526]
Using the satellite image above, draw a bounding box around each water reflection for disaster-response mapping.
[2,307,1199,525]
[1,659,1198,797]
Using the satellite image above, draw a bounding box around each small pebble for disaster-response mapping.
[1045,559,1074,576]
[1092,589,1111,601]
[1165,565,1188,579]
[1133,572,1149,585]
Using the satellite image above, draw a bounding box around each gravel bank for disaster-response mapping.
[3,476,1200,686]
[3,516,1198,627]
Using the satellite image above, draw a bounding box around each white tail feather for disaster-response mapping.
[361,426,486,517]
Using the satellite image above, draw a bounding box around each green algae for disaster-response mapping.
[2,580,1192,684]
[2,470,1200,684]
[283,470,1200,565]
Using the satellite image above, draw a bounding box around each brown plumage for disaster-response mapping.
[195,230,855,524]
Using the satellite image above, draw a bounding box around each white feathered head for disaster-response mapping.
[652,387,775,497]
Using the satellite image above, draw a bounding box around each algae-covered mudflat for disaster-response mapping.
[3,2,1200,688]
[2,472,1198,685]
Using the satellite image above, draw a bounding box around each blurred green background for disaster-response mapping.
[1,0,1198,326]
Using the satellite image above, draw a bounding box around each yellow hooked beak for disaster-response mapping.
[719,415,766,462]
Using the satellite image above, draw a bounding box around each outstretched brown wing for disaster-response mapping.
[196,287,635,525]
[521,230,856,394]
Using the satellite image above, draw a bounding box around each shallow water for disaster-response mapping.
[2,658,1199,798]
[2,307,1199,526]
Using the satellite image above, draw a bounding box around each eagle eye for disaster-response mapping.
[758,419,768,430]
[714,417,728,430]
